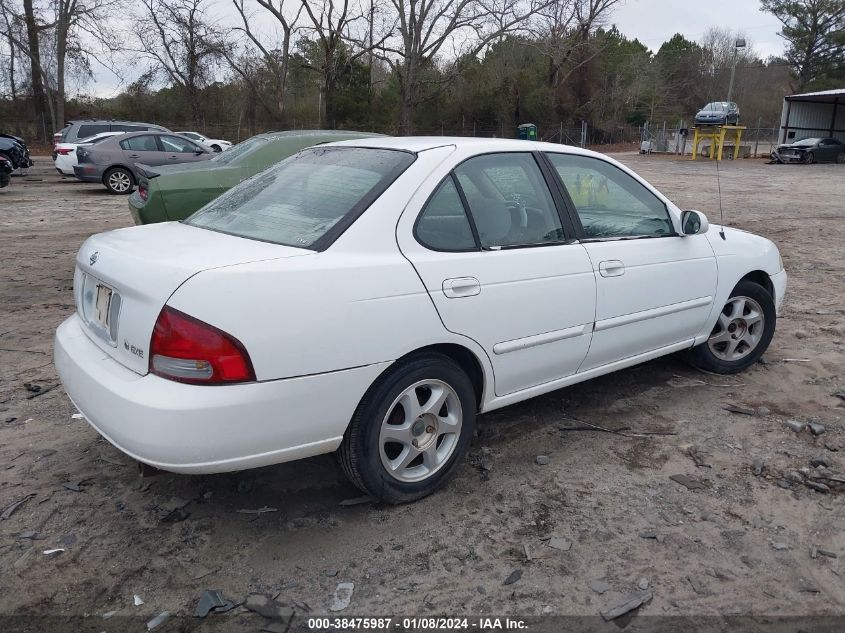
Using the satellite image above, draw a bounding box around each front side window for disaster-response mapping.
[454,153,564,248]
[160,135,200,153]
[187,147,415,249]
[546,153,674,239]
[416,177,476,251]
[120,135,159,152]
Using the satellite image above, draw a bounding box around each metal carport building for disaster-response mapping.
[779,88,845,144]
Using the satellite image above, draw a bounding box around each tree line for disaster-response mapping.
[1,0,843,143]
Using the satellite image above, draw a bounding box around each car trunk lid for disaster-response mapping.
[74,222,312,375]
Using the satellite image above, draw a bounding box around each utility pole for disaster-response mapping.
[726,38,746,102]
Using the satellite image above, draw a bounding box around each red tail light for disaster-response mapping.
[56,148,73,155]
[138,183,148,201]
[150,306,255,384]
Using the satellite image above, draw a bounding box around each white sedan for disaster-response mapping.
[175,131,232,152]
[54,131,125,176]
[55,138,786,503]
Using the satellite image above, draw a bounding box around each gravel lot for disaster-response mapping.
[1,154,844,630]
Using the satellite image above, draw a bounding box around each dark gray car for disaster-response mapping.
[74,131,214,194]
[771,137,845,164]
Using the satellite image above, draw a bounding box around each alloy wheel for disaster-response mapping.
[108,170,131,193]
[707,296,765,362]
[378,379,462,483]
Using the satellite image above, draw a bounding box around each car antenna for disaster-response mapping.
[715,156,727,240]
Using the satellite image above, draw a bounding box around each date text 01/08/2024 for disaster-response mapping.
[307,617,528,630]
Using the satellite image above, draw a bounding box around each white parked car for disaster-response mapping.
[55,138,786,503]
[175,131,232,152]
[54,131,125,176]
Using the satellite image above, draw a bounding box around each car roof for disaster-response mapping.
[254,130,385,142]
[67,119,165,125]
[323,135,606,158]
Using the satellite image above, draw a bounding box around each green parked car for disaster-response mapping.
[128,130,384,225]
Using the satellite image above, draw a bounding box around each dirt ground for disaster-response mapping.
[1,154,844,631]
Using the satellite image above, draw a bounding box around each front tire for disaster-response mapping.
[103,167,134,194]
[688,280,776,374]
[211,144,222,153]
[803,151,815,164]
[338,353,476,504]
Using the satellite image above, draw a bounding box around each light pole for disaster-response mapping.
[726,38,746,102]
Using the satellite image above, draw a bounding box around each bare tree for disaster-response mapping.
[136,0,224,125]
[297,0,389,128]
[532,0,620,116]
[226,0,303,118]
[50,0,121,128]
[379,0,554,134]
[0,1,22,102]
[1,0,122,136]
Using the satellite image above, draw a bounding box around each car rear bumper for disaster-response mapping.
[55,156,75,176]
[73,164,104,182]
[55,314,389,474]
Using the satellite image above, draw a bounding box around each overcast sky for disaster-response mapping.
[86,0,787,98]
[610,0,785,56]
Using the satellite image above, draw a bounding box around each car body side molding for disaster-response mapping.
[492,323,591,355]
[594,296,713,332]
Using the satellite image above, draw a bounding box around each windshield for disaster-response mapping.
[794,138,820,146]
[187,146,415,249]
[210,136,267,165]
[703,102,728,111]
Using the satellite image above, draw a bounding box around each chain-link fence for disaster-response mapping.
[4,117,781,158]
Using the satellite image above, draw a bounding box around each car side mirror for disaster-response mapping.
[195,149,204,155]
[681,210,709,236]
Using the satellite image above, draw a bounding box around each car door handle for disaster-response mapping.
[598,260,625,277]
[168,155,178,160]
[442,277,481,298]
[128,154,140,158]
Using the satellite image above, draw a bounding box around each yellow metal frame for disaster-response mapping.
[691,125,746,160]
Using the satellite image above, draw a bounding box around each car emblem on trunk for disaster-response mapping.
[90,251,99,265]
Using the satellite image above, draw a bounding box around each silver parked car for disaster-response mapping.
[73,131,214,194]
[55,119,170,146]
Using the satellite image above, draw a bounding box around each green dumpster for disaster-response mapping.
[517,123,537,141]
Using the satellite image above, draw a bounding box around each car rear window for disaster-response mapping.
[211,136,266,164]
[187,146,415,250]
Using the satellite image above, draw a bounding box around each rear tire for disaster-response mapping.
[688,280,776,374]
[338,353,476,504]
[103,167,134,194]
[211,144,222,153]
[836,153,845,164]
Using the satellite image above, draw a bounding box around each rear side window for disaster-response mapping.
[77,124,109,139]
[454,153,564,248]
[120,135,159,151]
[416,177,476,251]
[160,135,200,152]
[187,147,415,249]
